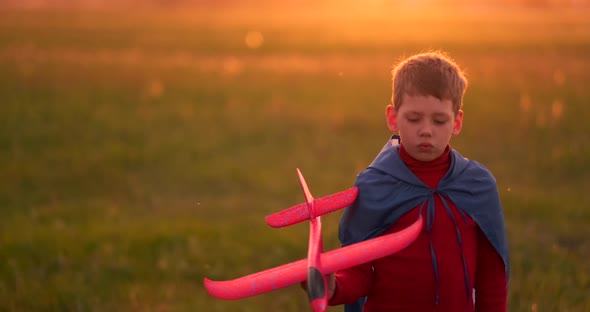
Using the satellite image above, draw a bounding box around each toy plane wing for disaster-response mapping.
[265,187,359,228]
[203,214,422,300]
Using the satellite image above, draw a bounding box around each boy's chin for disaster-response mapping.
[410,151,442,162]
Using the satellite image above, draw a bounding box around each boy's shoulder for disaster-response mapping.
[457,154,497,183]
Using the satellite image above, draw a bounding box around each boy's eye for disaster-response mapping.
[434,120,448,125]
[407,118,419,123]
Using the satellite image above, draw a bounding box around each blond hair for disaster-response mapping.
[391,51,467,115]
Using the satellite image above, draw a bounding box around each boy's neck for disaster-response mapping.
[398,144,450,165]
[399,144,451,188]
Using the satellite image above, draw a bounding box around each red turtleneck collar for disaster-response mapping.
[398,144,451,189]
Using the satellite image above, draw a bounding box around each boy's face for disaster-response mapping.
[386,94,463,162]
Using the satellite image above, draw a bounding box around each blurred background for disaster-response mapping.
[1,1,589,311]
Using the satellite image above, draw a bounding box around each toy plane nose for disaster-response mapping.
[307,267,328,312]
[310,298,328,312]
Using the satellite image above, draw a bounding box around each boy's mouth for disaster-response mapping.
[418,143,433,151]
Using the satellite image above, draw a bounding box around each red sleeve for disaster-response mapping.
[474,228,507,312]
[328,261,373,306]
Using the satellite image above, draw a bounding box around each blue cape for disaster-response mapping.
[338,138,509,311]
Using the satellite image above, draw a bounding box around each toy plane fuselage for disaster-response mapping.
[203,169,423,312]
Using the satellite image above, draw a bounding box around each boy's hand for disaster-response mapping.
[300,273,336,300]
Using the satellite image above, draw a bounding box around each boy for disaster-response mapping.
[321,51,509,311]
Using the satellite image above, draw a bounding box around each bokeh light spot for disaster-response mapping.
[222,57,242,76]
[145,79,164,98]
[245,31,264,49]
[551,99,564,121]
[553,69,566,86]
[519,93,531,113]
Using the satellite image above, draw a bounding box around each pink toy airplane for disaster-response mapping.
[204,168,423,312]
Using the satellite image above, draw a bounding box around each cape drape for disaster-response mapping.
[338,138,509,312]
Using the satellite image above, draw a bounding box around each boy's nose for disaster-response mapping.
[419,124,433,137]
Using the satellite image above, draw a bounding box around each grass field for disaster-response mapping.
[0,5,589,311]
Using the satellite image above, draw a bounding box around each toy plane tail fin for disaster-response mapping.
[297,168,315,206]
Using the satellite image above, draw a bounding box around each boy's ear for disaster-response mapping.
[386,104,399,133]
[452,109,464,136]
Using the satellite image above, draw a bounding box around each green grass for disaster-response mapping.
[0,6,589,311]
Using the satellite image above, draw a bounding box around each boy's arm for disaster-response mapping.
[328,261,373,306]
[474,227,507,312]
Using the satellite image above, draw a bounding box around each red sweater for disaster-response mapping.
[329,145,507,312]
